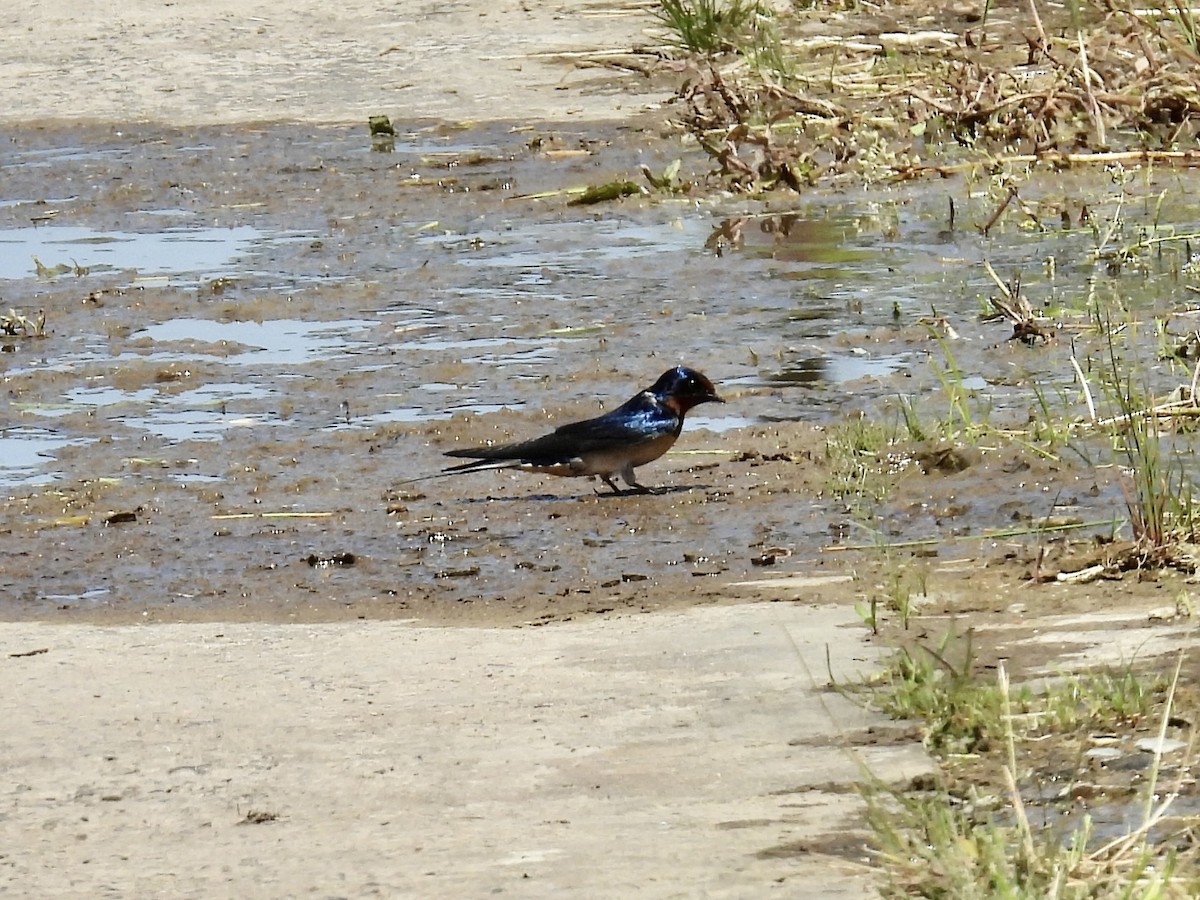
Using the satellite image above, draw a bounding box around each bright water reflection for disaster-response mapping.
[0,224,311,281]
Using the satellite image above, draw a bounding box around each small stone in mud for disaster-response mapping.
[515,561,560,572]
[304,552,356,568]
[435,566,480,579]
[103,510,139,526]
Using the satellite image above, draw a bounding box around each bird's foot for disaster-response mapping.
[628,482,666,495]
[595,479,617,496]
[595,480,660,496]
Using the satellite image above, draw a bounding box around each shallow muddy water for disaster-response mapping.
[2,120,1200,622]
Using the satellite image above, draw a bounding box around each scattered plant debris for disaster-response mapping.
[655,0,1200,192]
[1,307,46,337]
[237,809,280,825]
[568,180,644,205]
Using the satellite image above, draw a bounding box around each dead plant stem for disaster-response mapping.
[1070,354,1098,422]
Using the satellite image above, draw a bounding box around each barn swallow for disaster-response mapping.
[433,366,723,494]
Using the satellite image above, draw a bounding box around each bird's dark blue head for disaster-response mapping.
[650,366,723,413]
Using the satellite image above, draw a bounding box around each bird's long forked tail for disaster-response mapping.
[395,457,526,487]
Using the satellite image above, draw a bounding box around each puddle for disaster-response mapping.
[119,407,266,442]
[767,353,910,386]
[0,427,91,484]
[688,414,758,433]
[726,212,881,274]
[134,318,379,364]
[65,386,158,408]
[436,218,708,268]
[69,382,274,442]
[4,145,129,167]
[389,331,561,358]
[342,401,523,427]
[0,224,316,282]
[40,588,112,604]
[1016,788,1200,848]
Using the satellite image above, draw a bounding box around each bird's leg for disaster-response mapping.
[600,475,626,494]
[595,468,663,496]
[619,465,657,495]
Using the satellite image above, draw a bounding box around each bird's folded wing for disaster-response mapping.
[446,407,675,464]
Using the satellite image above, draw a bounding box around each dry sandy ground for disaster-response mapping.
[1,598,931,897]
[0,2,930,896]
[3,0,665,125]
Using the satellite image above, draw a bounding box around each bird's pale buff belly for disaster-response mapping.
[528,434,678,478]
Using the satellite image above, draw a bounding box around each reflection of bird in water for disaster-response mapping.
[431,366,723,495]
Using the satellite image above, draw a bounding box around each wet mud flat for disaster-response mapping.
[2,118,1199,629]
[0,118,841,624]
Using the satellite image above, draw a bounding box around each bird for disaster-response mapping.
[430,366,723,494]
